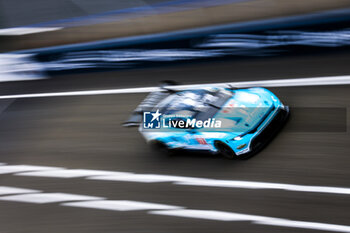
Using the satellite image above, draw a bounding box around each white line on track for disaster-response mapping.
[1,75,350,99]
[88,174,200,183]
[91,175,350,195]
[0,27,62,36]
[175,179,350,195]
[0,185,349,232]
[0,165,63,174]
[4,163,349,195]
[0,192,103,204]
[63,200,183,211]
[16,169,131,178]
[0,186,40,196]
[150,209,350,233]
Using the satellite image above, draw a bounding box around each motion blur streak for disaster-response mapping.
[0,186,40,195]
[0,193,103,204]
[16,169,131,178]
[18,0,249,28]
[62,200,183,211]
[36,28,350,72]
[175,180,350,195]
[1,75,350,99]
[0,27,62,36]
[0,54,46,82]
[199,29,350,48]
[0,165,63,174]
[151,209,350,232]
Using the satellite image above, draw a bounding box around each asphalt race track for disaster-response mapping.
[0,52,349,233]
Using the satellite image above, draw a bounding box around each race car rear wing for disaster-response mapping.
[123,81,178,127]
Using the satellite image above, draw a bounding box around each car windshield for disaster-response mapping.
[157,88,233,119]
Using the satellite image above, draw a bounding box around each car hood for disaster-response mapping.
[213,90,274,134]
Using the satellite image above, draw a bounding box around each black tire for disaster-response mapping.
[214,141,236,159]
[149,140,178,156]
[150,140,168,152]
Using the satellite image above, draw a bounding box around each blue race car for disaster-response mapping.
[124,83,289,159]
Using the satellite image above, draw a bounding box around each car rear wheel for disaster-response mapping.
[150,140,172,155]
[214,141,236,159]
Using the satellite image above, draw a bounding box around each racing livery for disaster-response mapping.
[124,83,289,159]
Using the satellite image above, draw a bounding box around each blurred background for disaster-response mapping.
[0,0,349,233]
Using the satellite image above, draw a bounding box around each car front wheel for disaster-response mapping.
[214,141,236,159]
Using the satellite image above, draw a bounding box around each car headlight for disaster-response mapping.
[236,143,247,149]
